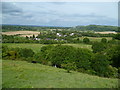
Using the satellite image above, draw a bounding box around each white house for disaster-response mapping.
[70,33,74,36]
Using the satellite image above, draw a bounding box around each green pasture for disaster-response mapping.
[2,60,118,88]
[79,37,112,42]
[2,43,92,52]
[63,43,92,51]
[2,43,45,53]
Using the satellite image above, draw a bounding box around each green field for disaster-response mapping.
[3,43,92,52]
[2,60,118,88]
[63,44,92,51]
[79,37,112,42]
[2,43,45,53]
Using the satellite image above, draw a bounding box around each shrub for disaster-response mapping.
[47,45,76,67]
[61,62,76,73]
[19,48,34,58]
[106,65,118,78]
[101,38,107,43]
[92,42,107,53]
[91,52,115,77]
[83,37,90,44]
[74,48,93,70]
[106,45,120,68]
[7,51,17,60]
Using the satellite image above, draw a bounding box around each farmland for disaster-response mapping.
[2,31,40,37]
[2,60,118,88]
[3,43,92,52]
[78,37,112,42]
[2,43,45,53]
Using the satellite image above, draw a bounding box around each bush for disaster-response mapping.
[47,45,76,67]
[61,62,76,73]
[91,52,116,77]
[83,37,90,44]
[106,65,118,78]
[92,42,107,53]
[19,48,34,58]
[7,51,17,60]
[74,48,93,70]
[101,38,107,43]
[113,33,120,40]
[106,45,120,68]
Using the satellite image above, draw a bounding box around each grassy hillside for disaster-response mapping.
[3,43,92,52]
[2,60,118,88]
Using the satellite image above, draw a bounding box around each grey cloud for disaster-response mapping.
[49,2,67,5]
[60,13,105,18]
[2,2,23,15]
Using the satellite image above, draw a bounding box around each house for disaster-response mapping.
[64,35,67,37]
[34,38,40,40]
[56,33,62,37]
[70,33,74,36]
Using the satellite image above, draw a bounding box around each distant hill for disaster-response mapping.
[70,25,119,32]
[2,24,70,32]
[1,24,119,32]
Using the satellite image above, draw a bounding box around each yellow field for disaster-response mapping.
[95,31,117,34]
[2,31,40,37]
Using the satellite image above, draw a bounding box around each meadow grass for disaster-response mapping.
[63,43,92,51]
[3,43,92,52]
[79,37,112,42]
[2,43,45,53]
[2,60,118,88]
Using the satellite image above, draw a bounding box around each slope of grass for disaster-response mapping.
[2,60,118,88]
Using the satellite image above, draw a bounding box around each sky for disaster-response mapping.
[1,2,118,27]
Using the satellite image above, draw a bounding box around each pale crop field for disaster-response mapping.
[95,31,117,34]
[2,31,40,37]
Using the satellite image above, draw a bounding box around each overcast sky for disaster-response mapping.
[2,2,118,27]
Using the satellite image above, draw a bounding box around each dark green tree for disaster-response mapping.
[74,48,93,70]
[91,52,110,77]
[106,45,120,68]
[46,45,75,67]
[101,38,107,43]
[33,34,35,38]
[92,42,107,53]
[113,33,120,40]
[83,37,90,44]
[19,48,34,58]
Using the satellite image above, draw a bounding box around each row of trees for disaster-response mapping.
[2,43,120,78]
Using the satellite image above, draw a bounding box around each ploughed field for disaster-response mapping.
[2,60,118,88]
